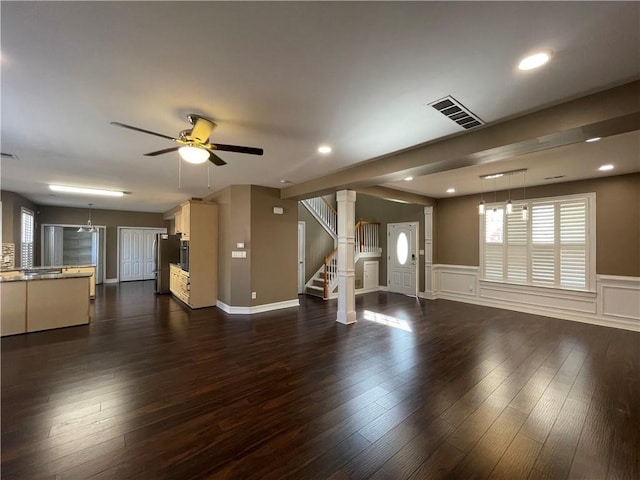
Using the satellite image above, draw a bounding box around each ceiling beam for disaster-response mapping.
[281,80,640,200]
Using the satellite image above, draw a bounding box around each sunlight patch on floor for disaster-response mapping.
[363,310,412,332]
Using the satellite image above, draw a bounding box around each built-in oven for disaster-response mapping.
[179,240,190,272]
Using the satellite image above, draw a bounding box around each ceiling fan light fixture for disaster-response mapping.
[179,145,209,164]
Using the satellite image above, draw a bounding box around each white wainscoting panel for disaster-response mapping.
[431,265,639,332]
[598,275,640,322]
[439,265,477,297]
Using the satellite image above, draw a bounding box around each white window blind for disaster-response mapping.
[21,208,35,268]
[480,193,594,291]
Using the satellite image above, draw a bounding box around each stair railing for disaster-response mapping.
[323,248,338,298]
[302,197,337,237]
[355,221,380,253]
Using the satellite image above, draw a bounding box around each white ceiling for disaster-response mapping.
[1,2,638,212]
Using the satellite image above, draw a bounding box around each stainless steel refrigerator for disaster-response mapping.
[154,234,180,294]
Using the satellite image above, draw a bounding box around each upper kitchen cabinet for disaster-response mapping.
[181,202,191,240]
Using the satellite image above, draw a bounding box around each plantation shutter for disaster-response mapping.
[480,193,592,291]
[506,204,527,284]
[531,203,555,286]
[559,199,587,288]
[484,208,504,281]
[21,208,35,268]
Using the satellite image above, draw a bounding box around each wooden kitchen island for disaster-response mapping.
[0,272,91,336]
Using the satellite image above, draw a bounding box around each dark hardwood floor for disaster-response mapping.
[2,281,639,479]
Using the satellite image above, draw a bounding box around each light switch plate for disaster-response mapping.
[232,251,247,258]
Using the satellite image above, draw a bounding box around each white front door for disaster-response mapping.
[387,222,418,296]
[120,228,144,282]
[298,222,305,294]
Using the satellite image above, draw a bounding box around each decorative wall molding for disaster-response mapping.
[428,264,639,332]
[216,298,300,315]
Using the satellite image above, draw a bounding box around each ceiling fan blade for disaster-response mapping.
[206,151,227,166]
[110,122,177,141]
[144,146,181,156]
[211,143,264,156]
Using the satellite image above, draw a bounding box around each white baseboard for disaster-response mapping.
[428,264,640,332]
[216,298,300,315]
[104,278,118,284]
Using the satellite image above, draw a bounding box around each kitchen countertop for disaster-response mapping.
[1,264,96,273]
[0,272,93,283]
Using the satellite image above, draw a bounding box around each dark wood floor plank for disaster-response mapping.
[407,441,465,480]
[531,396,591,479]
[1,281,638,479]
[488,433,543,480]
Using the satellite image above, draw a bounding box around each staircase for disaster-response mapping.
[301,197,380,299]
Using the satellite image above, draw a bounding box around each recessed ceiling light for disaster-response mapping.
[446,188,456,193]
[318,145,332,154]
[518,50,553,71]
[403,176,413,181]
[586,137,601,143]
[49,185,124,197]
[598,164,614,171]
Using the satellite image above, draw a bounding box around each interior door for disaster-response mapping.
[120,228,143,281]
[387,222,418,296]
[142,230,158,280]
[298,222,305,294]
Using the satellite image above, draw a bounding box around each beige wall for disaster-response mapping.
[435,173,640,277]
[37,206,167,278]
[205,185,297,307]
[206,185,252,306]
[250,186,298,306]
[1,191,38,267]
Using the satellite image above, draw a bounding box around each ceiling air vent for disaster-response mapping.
[429,96,484,130]
[1,152,19,160]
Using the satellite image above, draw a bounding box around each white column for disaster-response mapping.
[336,190,357,325]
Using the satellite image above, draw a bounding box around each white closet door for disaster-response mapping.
[120,228,144,282]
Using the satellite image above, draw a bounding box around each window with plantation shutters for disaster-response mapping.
[21,207,35,268]
[480,193,594,291]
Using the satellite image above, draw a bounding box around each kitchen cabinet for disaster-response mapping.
[169,263,190,305]
[62,266,96,298]
[1,273,91,336]
[169,201,218,308]
[1,281,26,336]
[175,211,183,234]
[181,202,191,240]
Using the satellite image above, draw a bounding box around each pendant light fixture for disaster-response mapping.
[78,203,97,233]
[478,168,528,218]
[522,170,529,221]
[506,174,513,215]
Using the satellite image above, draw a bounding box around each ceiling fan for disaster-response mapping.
[110,114,263,166]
